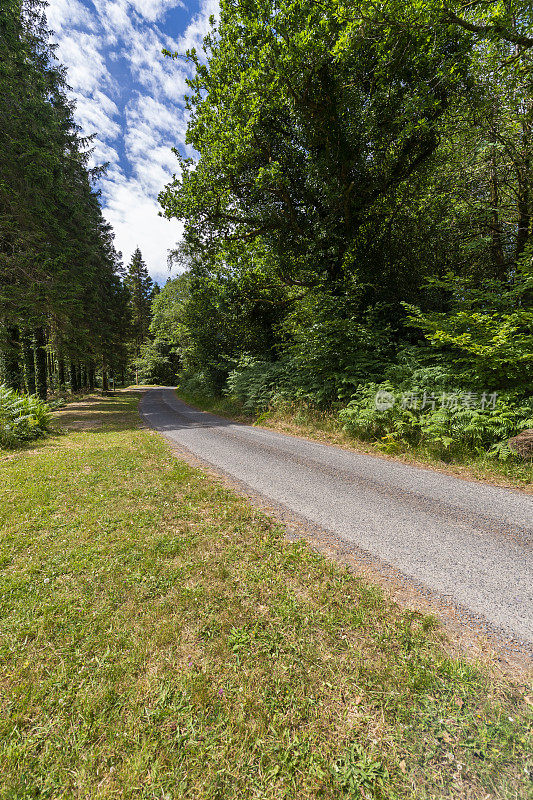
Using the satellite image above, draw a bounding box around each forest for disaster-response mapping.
[151,0,533,462]
[0,0,130,399]
[0,0,159,441]
[1,0,532,461]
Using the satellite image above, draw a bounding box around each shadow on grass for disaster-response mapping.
[51,391,144,436]
[0,392,144,459]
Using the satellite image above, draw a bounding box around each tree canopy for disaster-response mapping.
[153,0,533,456]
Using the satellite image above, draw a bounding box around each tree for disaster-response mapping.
[155,0,532,413]
[124,248,154,358]
[160,0,473,294]
[406,249,533,392]
[445,1,533,50]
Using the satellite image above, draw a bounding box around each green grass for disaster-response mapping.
[177,388,533,491]
[0,392,531,799]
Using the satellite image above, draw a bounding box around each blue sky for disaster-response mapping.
[47,0,218,283]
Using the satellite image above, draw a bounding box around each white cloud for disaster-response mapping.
[103,176,183,282]
[173,0,219,56]
[133,94,183,132]
[56,33,114,93]
[124,24,190,102]
[97,0,133,43]
[121,94,182,197]
[75,92,120,140]
[129,0,185,24]
[45,0,217,279]
[46,0,96,33]
[88,140,122,171]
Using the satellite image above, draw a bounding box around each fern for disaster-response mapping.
[0,385,51,448]
[340,382,532,460]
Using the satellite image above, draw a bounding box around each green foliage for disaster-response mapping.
[124,247,155,357]
[405,256,533,393]
[331,742,388,798]
[280,294,395,404]
[0,384,51,448]
[444,1,533,51]
[225,356,291,412]
[170,245,284,391]
[133,340,176,386]
[150,274,189,352]
[161,0,473,293]
[339,382,533,459]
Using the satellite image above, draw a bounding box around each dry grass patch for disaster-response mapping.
[52,392,143,433]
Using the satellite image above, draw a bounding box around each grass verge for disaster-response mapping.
[0,392,531,799]
[177,389,533,492]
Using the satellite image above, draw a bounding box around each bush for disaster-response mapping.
[0,385,52,448]
[280,294,395,404]
[225,356,292,412]
[339,382,533,459]
[133,341,178,386]
[179,370,223,399]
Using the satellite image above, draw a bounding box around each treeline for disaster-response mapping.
[0,0,129,398]
[145,0,533,458]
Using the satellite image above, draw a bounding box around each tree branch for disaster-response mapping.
[445,10,533,48]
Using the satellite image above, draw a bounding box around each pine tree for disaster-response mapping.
[124,248,154,356]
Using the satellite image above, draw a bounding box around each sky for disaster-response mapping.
[46,0,219,283]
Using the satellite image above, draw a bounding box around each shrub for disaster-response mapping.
[225,356,292,412]
[179,370,222,398]
[133,341,178,386]
[0,385,52,448]
[339,382,533,459]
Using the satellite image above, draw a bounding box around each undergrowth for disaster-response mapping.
[0,384,51,448]
[177,386,533,489]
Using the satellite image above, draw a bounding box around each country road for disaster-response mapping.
[140,387,533,649]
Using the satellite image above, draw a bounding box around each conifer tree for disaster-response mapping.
[124,248,155,356]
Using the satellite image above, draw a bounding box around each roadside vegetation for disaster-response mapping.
[0,393,531,799]
[177,386,533,491]
[0,385,52,448]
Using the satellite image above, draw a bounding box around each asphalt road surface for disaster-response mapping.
[141,388,533,648]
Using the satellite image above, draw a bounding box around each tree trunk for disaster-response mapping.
[88,362,95,390]
[21,330,36,395]
[69,361,78,393]
[1,325,22,391]
[489,128,506,279]
[33,327,47,400]
[58,357,66,388]
[47,351,55,393]
[102,358,109,393]
[515,157,531,262]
